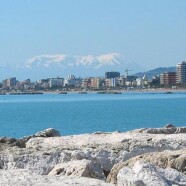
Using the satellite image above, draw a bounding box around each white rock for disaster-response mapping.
[25,132,186,174]
[34,128,61,137]
[117,161,186,186]
[1,128,186,185]
[0,169,114,186]
[49,159,105,180]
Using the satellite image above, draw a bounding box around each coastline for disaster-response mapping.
[1,88,186,95]
[0,126,186,185]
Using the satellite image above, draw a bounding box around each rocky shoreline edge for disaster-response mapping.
[0,125,186,186]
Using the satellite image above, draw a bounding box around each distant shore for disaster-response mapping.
[1,88,186,95]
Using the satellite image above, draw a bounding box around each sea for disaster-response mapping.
[0,92,186,138]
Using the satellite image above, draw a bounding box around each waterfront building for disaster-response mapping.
[125,75,137,86]
[150,76,160,87]
[160,72,176,87]
[90,77,104,89]
[16,79,32,90]
[105,71,120,79]
[2,79,8,88]
[36,79,49,89]
[64,75,82,88]
[136,77,144,86]
[3,77,17,87]
[7,77,17,87]
[176,61,186,86]
[81,78,92,89]
[49,78,64,88]
[136,75,148,86]
[105,78,119,87]
[117,76,126,87]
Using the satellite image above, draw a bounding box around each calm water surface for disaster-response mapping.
[0,92,185,138]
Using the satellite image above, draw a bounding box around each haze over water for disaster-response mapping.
[0,92,185,138]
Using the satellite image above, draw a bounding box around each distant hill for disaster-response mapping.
[133,67,176,79]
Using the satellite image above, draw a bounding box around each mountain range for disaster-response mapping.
[0,53,177,81]
[0,53,144,80]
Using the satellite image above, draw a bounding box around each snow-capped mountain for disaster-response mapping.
[0,53,144,80]
[22,53,144,79]
[24,53,134,68]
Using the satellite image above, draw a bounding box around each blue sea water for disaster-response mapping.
[0,92,186,138]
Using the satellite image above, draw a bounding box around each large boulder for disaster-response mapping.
[34,128,61,137]
[49,159,106,180]
[0,128,62,149]
[164,123,175,128]
[107,149,186,184]
[117,161,186,186]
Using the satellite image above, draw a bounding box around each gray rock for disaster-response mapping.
[0,137,26,149]
[144,127,186,134]
[34,128,61,137]
[0,128,61,150]
[164,123,175,128]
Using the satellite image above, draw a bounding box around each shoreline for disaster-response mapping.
[1,88,186,95]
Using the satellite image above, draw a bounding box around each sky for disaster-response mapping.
[0,0,186,79]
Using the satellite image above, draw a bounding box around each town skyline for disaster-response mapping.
[1,61,186,93]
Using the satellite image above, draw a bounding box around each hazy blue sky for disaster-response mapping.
[0,0,186,70]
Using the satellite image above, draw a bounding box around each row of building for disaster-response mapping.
[1,73,146,90]
[160,61,186,86]
[1,61,186,91]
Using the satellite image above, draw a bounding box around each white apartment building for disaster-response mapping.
[49,78,64,88]
[64,75,82,87]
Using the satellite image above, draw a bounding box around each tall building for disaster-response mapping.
[105,78,119,87]
[125,75,137,86]
[105,72,120,79]
[81,78,91,89]
[160,72,176,86]
[7,77,17,87]
[64,75,82,87]
[136,75,148,86]
[90,77,104,89]
[117,76,126,87]
[176,61,186,85]
[49,78,64,88]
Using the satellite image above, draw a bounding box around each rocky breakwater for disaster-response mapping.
[0,125,185,186]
